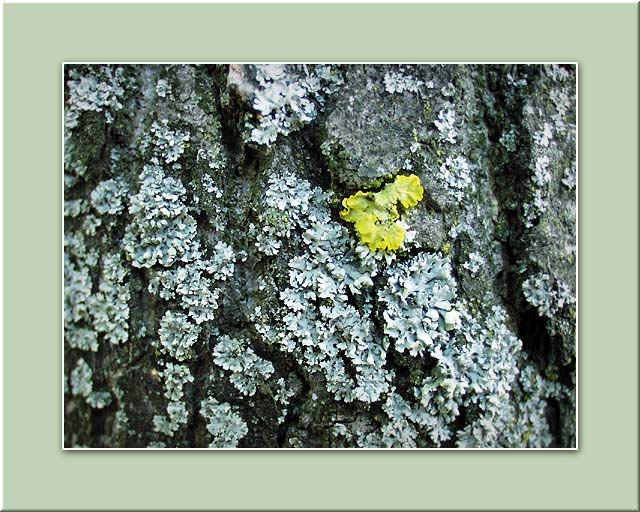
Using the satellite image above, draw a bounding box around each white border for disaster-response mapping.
[1,4,5,509]
[8,0,638,3]
[62,62,578,451]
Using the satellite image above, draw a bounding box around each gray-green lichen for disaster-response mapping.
[64,63,576,448]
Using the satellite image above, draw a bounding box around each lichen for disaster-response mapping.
[156,310,201,361]
[90,253,130,346]
[123,161,200,268]
[378,252,460,357]
[383,70,423,94]
[200,397,248,448]
[245,64,343,146]
[212,334,274,396]
[152,401,189,437]
[65,65,126,128]
[90,178,129,216]
[70,358,112,409]
[340,174,424,251]
[522,273,575,319]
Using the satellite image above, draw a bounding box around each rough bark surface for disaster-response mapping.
[64,64,576,448]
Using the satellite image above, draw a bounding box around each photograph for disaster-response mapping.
[63,63,577,449]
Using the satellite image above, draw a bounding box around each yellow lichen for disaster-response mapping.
[340,174,424,252]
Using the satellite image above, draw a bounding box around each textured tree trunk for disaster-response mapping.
[64,64,576,448]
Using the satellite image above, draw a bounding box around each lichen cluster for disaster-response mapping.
[244,64,343,146]
[340,174,424,251]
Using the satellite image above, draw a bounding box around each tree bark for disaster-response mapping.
[64,64,576,448]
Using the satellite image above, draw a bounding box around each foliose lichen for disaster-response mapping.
[340,174,424,252]
[70,358,112,409]
[212,334,275,396]
[379,252,461,357]
[200,397,248,448]
[246,64,343,146]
